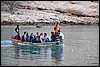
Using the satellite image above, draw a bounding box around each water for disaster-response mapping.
[1,25,99,66]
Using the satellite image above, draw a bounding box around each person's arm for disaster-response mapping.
[11,36,16,39]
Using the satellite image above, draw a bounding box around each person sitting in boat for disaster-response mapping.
[29,33,34,42]
[11,31,21,40]
[26,32,30,42]
[40,33,44,43]
[35,32,41,43]
[43,33,50,42]
[15,25,20,33]
[50,31,56,42]
[59,36,62,43]
[55,34,61,44]
[32,34,37,43]
[21,31,27,42]
[58,30,64,43]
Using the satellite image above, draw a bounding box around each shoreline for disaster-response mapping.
[1,22,99,26]
[1,25,36,28]
[1,25,99,28]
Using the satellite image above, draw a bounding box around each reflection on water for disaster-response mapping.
[13,44,64,65]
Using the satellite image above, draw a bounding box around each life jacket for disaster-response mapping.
[54,24,60,32]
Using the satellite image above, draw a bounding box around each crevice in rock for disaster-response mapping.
[71,13,98,18]
[37,7,47,10]
[54,10,65,13]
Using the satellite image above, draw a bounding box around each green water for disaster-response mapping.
[1,25,99,66]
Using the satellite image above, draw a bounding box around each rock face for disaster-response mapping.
[1,1,99,25]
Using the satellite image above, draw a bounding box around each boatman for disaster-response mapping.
[54,21,60,36]
[15,25,20,33]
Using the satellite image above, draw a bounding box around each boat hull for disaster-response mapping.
[11,39,64,47]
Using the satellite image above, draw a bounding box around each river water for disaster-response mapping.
[1,25,99,66]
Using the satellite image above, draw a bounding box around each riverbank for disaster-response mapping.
[1,21,99,26]
[1,1,99,26]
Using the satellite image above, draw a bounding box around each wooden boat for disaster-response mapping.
[11,39,63,47]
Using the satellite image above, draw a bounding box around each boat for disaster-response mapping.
[11,39,64,47]
[1,39,64,47]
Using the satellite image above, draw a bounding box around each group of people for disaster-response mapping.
[11,22,64,43]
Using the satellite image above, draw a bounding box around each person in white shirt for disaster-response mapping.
[40,33,44,43]
[15,25,20,33]
[58,30,64,43]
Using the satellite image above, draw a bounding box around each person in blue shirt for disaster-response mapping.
[26,32,30,42]
[29,33,33,42]
[43,33,50,42]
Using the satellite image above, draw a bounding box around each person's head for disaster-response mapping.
[51,31,54,34]
[31,33,33,36]
[36,32,39,35]
[44,33,47,37]
[24,31,27,34]
[40,33,43,36]
[17,25,19,27]
[58,30,60,32]
[26,32,29,36]
[60,36,62,39]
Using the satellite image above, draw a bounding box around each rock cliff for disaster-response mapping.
[1,1,99,25]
